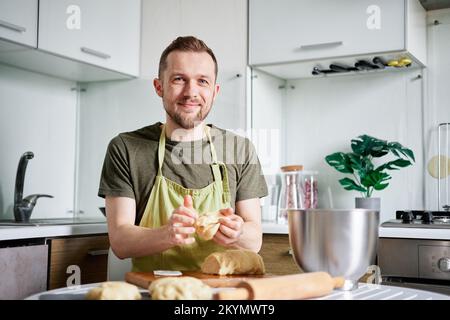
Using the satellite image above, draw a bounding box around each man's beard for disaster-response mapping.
[165,103,211,129]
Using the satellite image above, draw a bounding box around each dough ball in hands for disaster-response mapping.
[194,211,225,240]
[149,277,212,300]
[201,250,266,275]
[85,281,142,300]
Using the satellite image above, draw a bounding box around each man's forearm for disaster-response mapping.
[235,221,263,253]
[111,224,174,259]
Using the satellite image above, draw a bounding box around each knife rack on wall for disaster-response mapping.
[312,56,412,76]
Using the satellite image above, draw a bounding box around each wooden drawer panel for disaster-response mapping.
[49,235,109,289]
[260,234,301,275]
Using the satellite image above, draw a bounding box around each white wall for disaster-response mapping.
[425,9,450,210]
[77,79,163,216]
[283,70,424,223]
[139,0,248,129]
[77,0,248,215]
[0,64,76,219]
[251,70,286,175]
[252,67,425,223]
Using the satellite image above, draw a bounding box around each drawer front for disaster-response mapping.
[38,0,140,76]
[0,0,38,48]
[0,244,48,299]
[49,235,109,289]
[260,234,301,275]
[249,0,404,65]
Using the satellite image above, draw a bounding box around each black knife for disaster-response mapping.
[329,64,359,72]
[355,60,380,70]
[372,57,386,69]
[312,66,339,75]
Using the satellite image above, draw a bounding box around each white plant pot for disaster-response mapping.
[355,197,380,211]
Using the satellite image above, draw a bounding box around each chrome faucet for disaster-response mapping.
[14,151,53,222]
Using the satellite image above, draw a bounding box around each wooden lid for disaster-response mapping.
[280,165,304,172]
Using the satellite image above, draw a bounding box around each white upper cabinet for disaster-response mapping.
[0,0,140,81]
[249,0,426,78]
[39,0,140,77]
[0,0,38,49]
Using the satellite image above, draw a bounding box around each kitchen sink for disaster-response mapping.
[0,217,106,226]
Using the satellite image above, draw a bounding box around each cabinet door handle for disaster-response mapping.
[87,249,109,256]
[0,19,26,32]
[299,41,343,50]
[81,47,111,59]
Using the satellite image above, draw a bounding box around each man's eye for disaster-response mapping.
[173,77,184,82]
[199,79,209,85]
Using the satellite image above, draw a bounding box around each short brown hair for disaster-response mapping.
[158,36,218,80]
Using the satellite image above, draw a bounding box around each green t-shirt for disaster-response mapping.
[98,122,268,225]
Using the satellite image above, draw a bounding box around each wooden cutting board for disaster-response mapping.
[125,271,272,289]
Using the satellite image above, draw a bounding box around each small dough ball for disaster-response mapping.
[194,211,224,240]
[427,155,450,179]
[201,250,265,275]
[85,281,142,300]
[149,277,212,300]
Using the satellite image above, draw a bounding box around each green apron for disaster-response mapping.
[132,124,230,272]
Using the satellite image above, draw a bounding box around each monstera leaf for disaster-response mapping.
[351,135,388,157]
[361,171,391,191]
[339,178,367,193]
[325,152,353,174]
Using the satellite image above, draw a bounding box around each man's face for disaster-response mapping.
[154,50,219,129]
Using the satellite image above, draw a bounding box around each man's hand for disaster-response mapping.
[213,207,244,247]
[165,195,198,246]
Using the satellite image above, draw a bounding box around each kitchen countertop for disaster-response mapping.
[379,226,450,240]
[2,221,447,241]
[1,220,283,241]
[263,222,450,240]
[25,282,449,300]
[262,222,289,234]
[0,219,108,241]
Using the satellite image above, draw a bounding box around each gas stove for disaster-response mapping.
[379,210,450,295]
[381,210,450,229]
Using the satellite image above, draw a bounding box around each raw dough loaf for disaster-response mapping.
[149,276,212,300]
[201,250,265,275]
[85,281,142,300]
[194,211,224,240]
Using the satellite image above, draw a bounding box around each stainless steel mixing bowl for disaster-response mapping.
[288,209,379,290]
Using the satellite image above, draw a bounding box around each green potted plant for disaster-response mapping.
[325,134,415,210]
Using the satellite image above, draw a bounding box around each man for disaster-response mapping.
[99,36,268,272]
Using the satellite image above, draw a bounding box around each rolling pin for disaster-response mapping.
[214,272,345,300]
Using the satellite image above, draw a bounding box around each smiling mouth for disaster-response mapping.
[178,103,201,110]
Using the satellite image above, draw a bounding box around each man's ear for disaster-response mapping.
[153,78,163,97]
[213,84,220,100]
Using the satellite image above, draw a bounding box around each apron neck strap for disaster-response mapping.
[157,124,229,203]
[157,125,166,176]
[205,126,218,164]
[158,124,218,175]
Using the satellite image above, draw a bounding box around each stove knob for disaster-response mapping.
[438,258,450,272]
[401,211,414,223]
